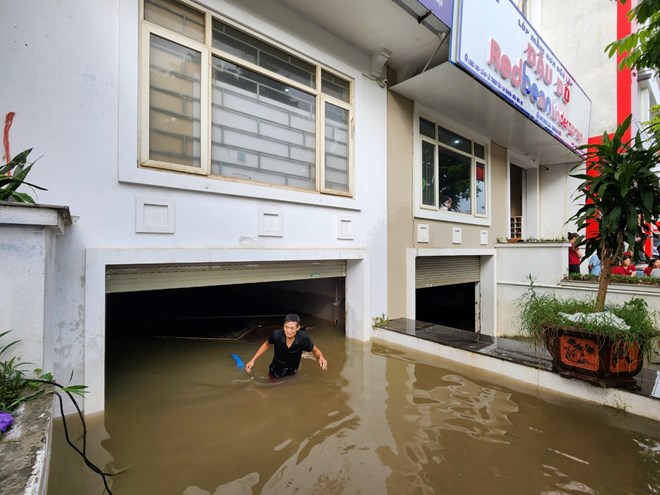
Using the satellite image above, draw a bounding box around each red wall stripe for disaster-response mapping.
[583,3,641,252]
[585,135,603,239]
[616,0,632,139]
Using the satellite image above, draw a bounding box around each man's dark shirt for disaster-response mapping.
[268,329,314,376]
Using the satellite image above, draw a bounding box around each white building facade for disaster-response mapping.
[5,0,654,414]
[1,0,391,413]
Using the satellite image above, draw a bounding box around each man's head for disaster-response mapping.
[283,313,301,338]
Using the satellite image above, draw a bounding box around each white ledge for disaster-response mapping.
[0,202,72,233]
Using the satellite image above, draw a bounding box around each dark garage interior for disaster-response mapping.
[105,277,346,339]
[415,282,476,332]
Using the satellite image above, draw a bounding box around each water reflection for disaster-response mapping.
[48,317,660,494]
[375,348,520,495]
[184,472,259,495]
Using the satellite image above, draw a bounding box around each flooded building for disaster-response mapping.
[2,0,391,413]
[5,0,656,416]
[384,0,591,338]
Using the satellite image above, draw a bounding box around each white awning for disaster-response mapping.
[391,62,583,166]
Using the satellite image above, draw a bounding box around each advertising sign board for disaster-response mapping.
[418,0,454,28]
[451,0,591,153]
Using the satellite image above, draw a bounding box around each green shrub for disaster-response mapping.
[565,273,660,285]
[0,331,86,437]
[372,314,389,328]
[517,288,660,360]
[0,149,47,203]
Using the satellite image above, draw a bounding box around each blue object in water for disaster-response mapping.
[232,354,245,369]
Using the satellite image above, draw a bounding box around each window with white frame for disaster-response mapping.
[141,0,353,195]
[419,116,488,217]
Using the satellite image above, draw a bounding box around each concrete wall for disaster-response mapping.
[496,242,660,341]
[490,144,510,241]
[497,242,569,285]
[496,242,568,335]
[385,86,510,332]
[0,205,69,369]
[0,394,54,495]
[539,163,584,239]
[499,279,660,340]
[387,92,414,319]
[527,0,618,136]
[529,1,618,241]
[0,0,389,413]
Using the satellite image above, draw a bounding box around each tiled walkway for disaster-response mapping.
[382,318,660,401]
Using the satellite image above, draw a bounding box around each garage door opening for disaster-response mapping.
[415,282,477,332]
[106,277,346,340]
[414,255,480,332]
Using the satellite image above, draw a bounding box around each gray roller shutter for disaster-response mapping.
[106,260,346,293]
[415,256,480,288]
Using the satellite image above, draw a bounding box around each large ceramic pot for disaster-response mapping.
[543,326,644,387]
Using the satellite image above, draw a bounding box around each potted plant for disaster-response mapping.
[0,148,46,203]
[0,331,119,494]
[0,331,88,437]
[519,287,659,386]
[518,115,660,386]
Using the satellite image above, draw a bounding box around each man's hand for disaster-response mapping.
[312,345,327,371]
[245,341,270,374]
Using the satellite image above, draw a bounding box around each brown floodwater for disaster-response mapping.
[48,316,660,494]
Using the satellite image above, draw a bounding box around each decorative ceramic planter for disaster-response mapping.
[543,326,644,387]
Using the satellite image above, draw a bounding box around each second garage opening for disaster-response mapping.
[415,255,480,332]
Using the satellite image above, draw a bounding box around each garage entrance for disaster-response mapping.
[105,260,346,339]
[415,256,480,332]
[415,282,477,331]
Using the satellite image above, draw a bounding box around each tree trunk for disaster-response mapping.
[596,257,610,312]
[596,237,620,312]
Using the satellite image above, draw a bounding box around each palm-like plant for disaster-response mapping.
[1,330,87,436]
[569,115,660,311]
[0,149,47,203]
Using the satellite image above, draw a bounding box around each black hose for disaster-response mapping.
[27,379,116,494]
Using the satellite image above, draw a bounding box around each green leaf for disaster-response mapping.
[61,385,88,397]
[641,190,653,210]
[10,191,36,203]
[0,148,44,203]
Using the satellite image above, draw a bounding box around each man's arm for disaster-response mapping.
[312,345,327,371]
[245,340,270,373]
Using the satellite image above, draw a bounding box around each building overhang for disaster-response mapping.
[391,62,583,166]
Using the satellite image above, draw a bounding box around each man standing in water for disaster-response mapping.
[245,314,328,378]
